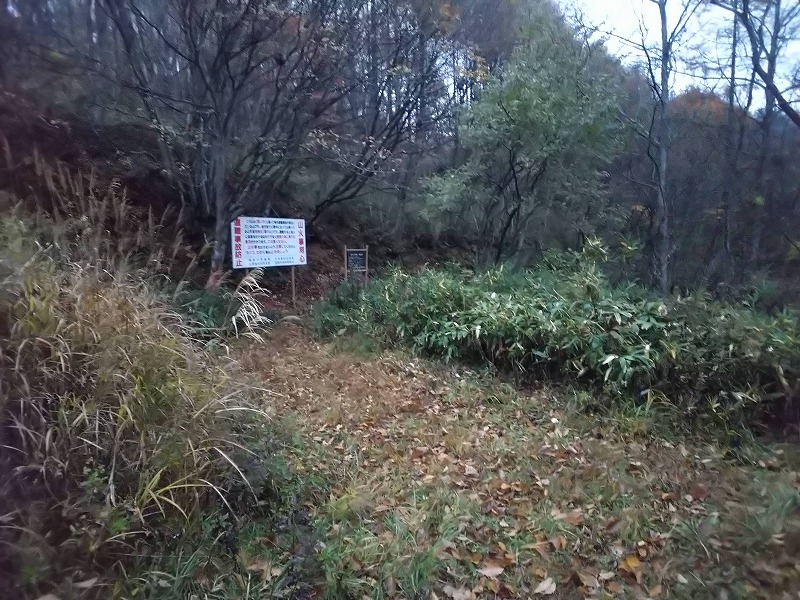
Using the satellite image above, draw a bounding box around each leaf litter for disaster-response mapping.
[240,326,800,599]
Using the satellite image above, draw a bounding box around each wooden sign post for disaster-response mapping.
[344,246,369,287]
[291,265,296,309]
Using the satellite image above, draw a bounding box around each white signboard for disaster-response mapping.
[231,217,307,269]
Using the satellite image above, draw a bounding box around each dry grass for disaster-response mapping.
[0,153,275,599]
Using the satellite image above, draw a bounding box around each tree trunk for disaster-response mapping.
[0,0,11,86]
[207,201,229,290]
[652,0,672,295]
[750,0,780,270]
[206,132,231,286]
[707,0,746,285]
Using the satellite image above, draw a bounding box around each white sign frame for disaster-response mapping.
[231,217,307,269]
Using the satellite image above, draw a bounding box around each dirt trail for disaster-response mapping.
[242,326,800,600]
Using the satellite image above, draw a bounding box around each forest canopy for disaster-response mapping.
[0,0,798,299]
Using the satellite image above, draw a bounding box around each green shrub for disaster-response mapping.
[316,247,800,433]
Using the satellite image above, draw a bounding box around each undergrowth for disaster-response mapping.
[0,154,293,599]
[315,241,800,437]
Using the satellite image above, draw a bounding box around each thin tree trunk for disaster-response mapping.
[0,0,11,86]
[707,0,745,284]
[751,1,781,269]
[653,0,671,295]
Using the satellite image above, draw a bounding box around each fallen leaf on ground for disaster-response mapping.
[443,585,476,600]
[690,484,709,502]
[607,581,623,594]
[576,571,599,588]
[477,564,504,578]
[533,577,557,595]
[621,554,641,571]
[549,535,567,551]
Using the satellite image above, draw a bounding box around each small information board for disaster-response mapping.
[345,246,369,286]
[231,217,307,269]
[346,249,368,272]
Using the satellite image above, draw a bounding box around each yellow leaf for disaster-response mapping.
[619,554,642,574]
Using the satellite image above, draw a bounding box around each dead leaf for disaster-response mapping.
[523,541,550,556]
[599,571,616,581]
[384,575,397,596]
[477,564,504,578]
[607,581,623,594]
[533,577,557,595]
[562,510,584,526]
[549,535,567,551]
[619,554,643,584]
[676,574,689,584]
[411,446,429,460]
[621,554,641,571]
[245,558,272,573]
[532,567,548,579]
[576,571,599,588]
[443,585,476,600]
[464,464,479,477]
[649,583,664,597]
[74,578,98,589]
[689,484,709,502]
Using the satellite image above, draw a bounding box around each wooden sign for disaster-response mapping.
[345,246,369,286]
[347,249,368,272]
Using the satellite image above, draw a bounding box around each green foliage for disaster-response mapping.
[317,244,800,433]
[423,9,622,265]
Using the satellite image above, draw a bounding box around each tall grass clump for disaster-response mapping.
[315,242,800,434]
[0,157,276,598]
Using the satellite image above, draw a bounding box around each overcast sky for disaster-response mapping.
[556,0,800,104]
[557,0,731,86]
